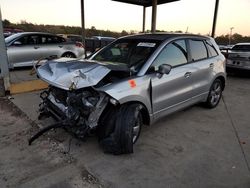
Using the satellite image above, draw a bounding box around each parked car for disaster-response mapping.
[92,36,116,41]
[4,32,12,38]
[57,34,115,54]
[226,43,250,72]
[4,28,24,38]
[30,33,226,154]
[58,34,82,43]
[218,44,235,59]
[5,32,85,68]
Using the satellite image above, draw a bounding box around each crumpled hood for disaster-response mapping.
[37,59,111,90]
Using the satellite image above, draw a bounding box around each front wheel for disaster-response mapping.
[99,103,143,155]
[204,79,223,108]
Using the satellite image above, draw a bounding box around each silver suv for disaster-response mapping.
[5,32,85,68]
[30,34,226,154]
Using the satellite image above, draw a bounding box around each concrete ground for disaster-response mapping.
[1,75,250,188]
[9,67,37,84]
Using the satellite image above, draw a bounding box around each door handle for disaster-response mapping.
[184,72,192,78]
[209,63,214,68]
[58,45,63,48]
[34,46,40,49]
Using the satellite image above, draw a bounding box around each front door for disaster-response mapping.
[7,34,45,67]
[149,39,196,120]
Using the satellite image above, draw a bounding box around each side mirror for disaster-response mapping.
[157,64,172,75]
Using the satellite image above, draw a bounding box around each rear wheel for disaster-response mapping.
[98,103,143,155]
[62,52,76,58]
[204,79,223,108]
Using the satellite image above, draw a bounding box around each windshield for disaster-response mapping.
[232,44,250,52]
[91,39,160,71]
[5,33,23,44]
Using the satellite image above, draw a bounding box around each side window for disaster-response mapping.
[40,35,47,44]
[13,35,39,45]
[12,36,29,45]
[58,36,66,43]
[205,40,218,57]
[27,35,39,45]
[189,40,208,61]
[151,40,188,70]
[46,36,61,44]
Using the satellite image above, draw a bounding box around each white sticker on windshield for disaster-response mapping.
[137,42,156,48]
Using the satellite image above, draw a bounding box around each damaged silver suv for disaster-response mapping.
[29,34,226,154]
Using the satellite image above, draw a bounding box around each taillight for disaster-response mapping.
[75,42,84,48]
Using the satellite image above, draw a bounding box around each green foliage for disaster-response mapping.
[215,33,250,45]
[3,19,250,44]
[2,19,129,38]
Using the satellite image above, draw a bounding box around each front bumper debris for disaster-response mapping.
[29,87,109,144]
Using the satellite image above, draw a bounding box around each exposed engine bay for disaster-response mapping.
[28,59,130,145]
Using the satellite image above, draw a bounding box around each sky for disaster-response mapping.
[0,0,250,36]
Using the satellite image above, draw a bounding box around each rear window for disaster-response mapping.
[232,45,250,52]
[205,40,218,57]
[189,40,208,61]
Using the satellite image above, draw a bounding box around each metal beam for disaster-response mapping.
[151,0,157,33]
[112,0,179,7]
[211,0,220,38]
[142,6,146,32]
[80,0,86,56]
[0,6,10,96]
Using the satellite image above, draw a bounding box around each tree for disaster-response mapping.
[2,19,11,27]
[121,30,128,36]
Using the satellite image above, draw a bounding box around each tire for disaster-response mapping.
[62,52,76,58]
[97,105,117,141]
[99,103,143,155]
[204,79,223,108]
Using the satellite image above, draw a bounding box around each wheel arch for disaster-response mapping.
[215,75,226,90]
[61,51,76,58]
[120,101,151,126]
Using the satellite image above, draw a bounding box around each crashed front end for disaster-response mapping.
[29,60,118,144]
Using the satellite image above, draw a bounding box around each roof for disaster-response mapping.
[19,32,56,35]
[112,0,179,7]
[234,43,250,46]
[120,33,209,41]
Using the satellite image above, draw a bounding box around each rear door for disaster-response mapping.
[149,39,196,119]
[188,39,217,98]
[41,35,67,58]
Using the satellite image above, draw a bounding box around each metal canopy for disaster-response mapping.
[112,0,179,7]
[112,0,180,33]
